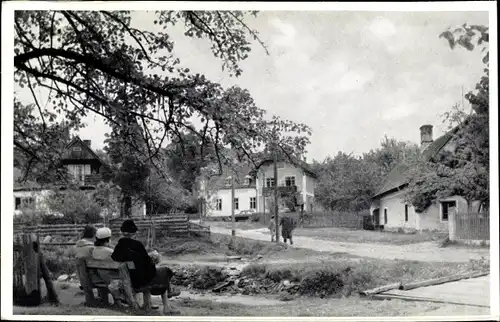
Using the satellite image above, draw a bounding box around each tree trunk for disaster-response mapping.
[121,193,132,218]
[466,199,473,214]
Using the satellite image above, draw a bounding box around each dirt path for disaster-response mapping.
[206,224,489,263]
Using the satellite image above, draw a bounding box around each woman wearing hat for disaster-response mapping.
[92,227,114,259]
[92,227,126,307]
[111,219,180,315]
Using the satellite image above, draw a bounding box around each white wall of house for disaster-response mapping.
[255,162,316,212]
[370,189,472,231]
[13,189,54,215]
[206,187,257,218]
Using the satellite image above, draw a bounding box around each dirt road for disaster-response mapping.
[206,224,489,263]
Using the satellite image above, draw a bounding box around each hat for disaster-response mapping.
[96,227,112,239]
[121,219,138,233]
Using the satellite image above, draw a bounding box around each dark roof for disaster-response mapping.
[254,157,319,179]
[372,129,455,199]
[62,136,103,163]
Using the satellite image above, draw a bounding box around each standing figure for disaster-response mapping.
[279,214,296,245]
[269,215,277,242]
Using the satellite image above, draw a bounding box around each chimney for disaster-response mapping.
[419,124,433,151]
[83,140,91,147]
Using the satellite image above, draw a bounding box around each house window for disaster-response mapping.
[225,177,232,187]
[265,178,275,187]
[15,197,21,210]
[16,197,35,209]
[244,176,254,186]
[384,208,388,225]
[441,201,456,221]
[250,197,256,209]
[234,198,239,210]
[278,162,285,169]
[285,176,296,187]
[404,204,409,222]
[73,146,81,151]
[216,199,222,211]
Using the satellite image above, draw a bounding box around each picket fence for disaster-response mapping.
[455,212,490,241]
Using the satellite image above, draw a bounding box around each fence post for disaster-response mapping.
[22,233,40,298]
[448,210,457,241]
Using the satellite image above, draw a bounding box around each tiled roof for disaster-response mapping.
[372,129,456,198]
[254,156,319,179]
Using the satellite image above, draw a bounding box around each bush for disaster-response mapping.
[42,247,76,277]
[241,264,267,278]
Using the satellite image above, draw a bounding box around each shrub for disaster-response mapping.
[241,264,267,278]
[42,247,76,277]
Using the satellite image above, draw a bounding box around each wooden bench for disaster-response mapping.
[77,258,160,312]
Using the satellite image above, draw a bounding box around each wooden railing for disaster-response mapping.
[13,213,210,241]
[109,214,190,237]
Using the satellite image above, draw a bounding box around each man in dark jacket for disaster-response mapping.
[111,219,180,315]
[279,214,296,245]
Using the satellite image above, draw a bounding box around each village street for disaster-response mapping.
[204,222,490,263]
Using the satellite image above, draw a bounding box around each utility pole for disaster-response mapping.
[231,174,236,237]
[273,142,279,243]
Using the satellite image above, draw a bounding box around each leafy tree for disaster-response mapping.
[164,131,217,192]
[44,187,102,224]
[363,135,421,177]
[14,100,74,184]
[313,152,382,212]
[312,136,419,212]
[406,24,489,213]
[14,10,310,184]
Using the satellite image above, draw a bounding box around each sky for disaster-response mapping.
[16,10,489,162]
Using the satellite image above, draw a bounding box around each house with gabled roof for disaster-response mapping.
[196,155,318,219]
[13,136,146,218]
[370,124,474,231]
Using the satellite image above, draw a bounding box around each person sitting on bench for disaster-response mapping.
[111,219,180,315]
[91,227,126,307]
[75,225,96,259]
[75,225,96,291]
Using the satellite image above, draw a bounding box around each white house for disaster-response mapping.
[13,136,146,218]
[197,157,318,219]
[370,124,480,231]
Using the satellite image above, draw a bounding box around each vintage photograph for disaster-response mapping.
[2,1,497,320]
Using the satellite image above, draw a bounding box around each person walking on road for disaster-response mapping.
[279,214,296,245]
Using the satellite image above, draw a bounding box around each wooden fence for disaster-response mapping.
[13,213,210,242]
[248,211,366,229]
[455,212,490,241]
[301,211,366,229]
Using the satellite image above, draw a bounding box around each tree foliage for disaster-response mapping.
[44,188,102,224]
[14,100,73,184]
[14,10,311,183]
[406,24,489,212]
[313,137,420,212]
[313,152,381,212]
